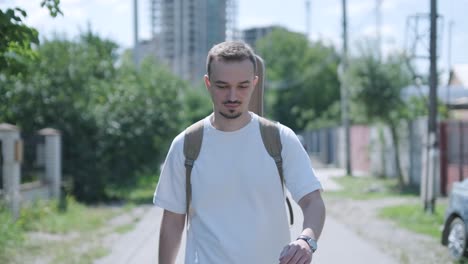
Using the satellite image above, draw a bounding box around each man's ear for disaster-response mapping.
[204,74,211,90]
[253,75,259,88]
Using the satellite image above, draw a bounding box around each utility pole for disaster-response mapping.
[133,0,139,66]
[341,0,352,176]
[446,20,454,103]
[305,0,311,39]
[425,0,439,214]
[376,0,382,61]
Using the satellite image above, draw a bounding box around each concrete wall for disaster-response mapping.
[1,124,62,219]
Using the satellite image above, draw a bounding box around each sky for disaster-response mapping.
[1,0,467,82]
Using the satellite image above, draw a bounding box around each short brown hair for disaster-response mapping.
[206,41,257,78]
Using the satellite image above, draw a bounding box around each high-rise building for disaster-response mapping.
[242,25,284,49]
[148,0,237,83]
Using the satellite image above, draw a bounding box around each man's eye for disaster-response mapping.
[239,86,248,89]
[217,86,227,89]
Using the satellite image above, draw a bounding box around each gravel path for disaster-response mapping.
[325,196,454,264]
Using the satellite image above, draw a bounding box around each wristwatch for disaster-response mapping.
[297,235,318,253]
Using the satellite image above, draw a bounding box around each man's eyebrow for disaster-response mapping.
[214,80,251,85]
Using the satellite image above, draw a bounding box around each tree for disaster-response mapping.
[0,30,118,201]
[347,43,413,187]
[0,30,190,202]
[256,28,341,132]
[93,55,188,192]
[0,0,62,75]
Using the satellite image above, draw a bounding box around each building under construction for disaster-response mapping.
[148,0,238,83]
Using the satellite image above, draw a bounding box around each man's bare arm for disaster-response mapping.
[279,190,326,264]
[298,189,326,240]
[159,210,185,264]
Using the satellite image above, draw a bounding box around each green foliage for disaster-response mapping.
[107,172,159,205]
[346,42,415,185]
[347,43,413,124]
[93,57,187,190]
[0,30,191,202]
[0,197,126,263]
[0,3,212,202]
[0,205,24,263]
[256,28,341,131]
[182,85,213,126]
[0,8,39,74]
[0,1,62,75]
[0,31,119,201]
[40,0,63,17]
[17,197,118,233]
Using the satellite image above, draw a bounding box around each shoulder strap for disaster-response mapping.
[258,117,283,186]
[183,117,294,226]
[183,119,204,224]
[258,117,294,225]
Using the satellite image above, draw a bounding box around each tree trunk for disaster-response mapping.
[389,121,404,188]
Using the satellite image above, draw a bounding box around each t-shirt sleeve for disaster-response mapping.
[280,125,323,203]
[153,132,187,214]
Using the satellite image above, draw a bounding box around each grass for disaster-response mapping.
[0,173,160,263]
[0,196,126,263]
[0,206,24,263]
[18,196,120,233]
[379,203,447,239]
[114,223,136,234]
[325,174,448,240]
[324,175,419,200]
[47,240,110,264]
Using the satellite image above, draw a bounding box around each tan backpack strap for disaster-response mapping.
[258,117,294,225]
[258,117,284,187]
[183,119,204,224]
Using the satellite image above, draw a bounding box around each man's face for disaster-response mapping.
[205,59,258,120]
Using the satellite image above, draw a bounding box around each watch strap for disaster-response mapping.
[297,235,317,253]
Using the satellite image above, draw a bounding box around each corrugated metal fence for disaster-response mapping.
[440,121,468,195]
[301,118,467,195]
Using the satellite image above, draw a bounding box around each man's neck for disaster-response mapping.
[211,111,252,132]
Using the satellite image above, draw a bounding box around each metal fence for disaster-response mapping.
[301,118,468,195]
[440,121,468,195]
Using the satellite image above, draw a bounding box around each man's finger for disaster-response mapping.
[279,245,298,264]
[284,247,302,264]
[297,252,312,264]
[279,245,290,259]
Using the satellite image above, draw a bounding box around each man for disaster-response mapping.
[154,41,325,264]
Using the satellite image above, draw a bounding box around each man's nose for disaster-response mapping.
[228,87,237,101]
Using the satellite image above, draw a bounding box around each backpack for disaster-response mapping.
[183,116,294,226]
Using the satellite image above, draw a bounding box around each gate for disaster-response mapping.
[19,132,51,202]
[21,133,46,185]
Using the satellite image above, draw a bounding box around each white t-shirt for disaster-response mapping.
[153,112,322,264]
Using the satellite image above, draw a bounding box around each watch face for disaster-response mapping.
[308,238,317,251]
[298,236,317,252]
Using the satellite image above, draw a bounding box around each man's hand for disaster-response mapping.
[278,239,313,264]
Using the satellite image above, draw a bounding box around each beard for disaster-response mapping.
[219,109,242,119]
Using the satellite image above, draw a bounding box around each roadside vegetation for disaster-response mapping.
[0,174,158,264]
[324,175,448,242]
